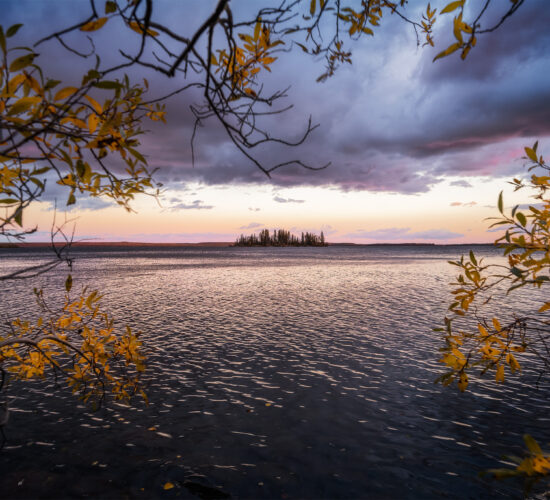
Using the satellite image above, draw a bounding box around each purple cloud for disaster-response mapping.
[170,200,213,211]
[239,222,264,230]
[4,0,549,196]
[450,180,473,188]
[289,224,337,235]
[450,201,477,207]
[345,227,463,241]
[273,196,305,204]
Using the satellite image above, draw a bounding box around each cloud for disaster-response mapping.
[111,232,235,243]
[273,196,305,204]
[450,201,477,207]
[4,0,550,197]
[408,229,464,240]
[289,224,337,235]
[42,195,113,212]
[169,199,214,210]
[450,180,473,188]
[238,222,263,230]
[513,202,544,211]
[248,207,261,211]
[23,171,116,212]
[345,227,463,241]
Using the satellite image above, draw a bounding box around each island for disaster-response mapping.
[234,229,327,247]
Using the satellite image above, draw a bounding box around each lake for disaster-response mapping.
[0,245,548,499]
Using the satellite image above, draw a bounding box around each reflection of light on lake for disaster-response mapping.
[0,245,548,498]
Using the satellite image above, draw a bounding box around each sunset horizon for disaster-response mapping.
[1,1,547,246]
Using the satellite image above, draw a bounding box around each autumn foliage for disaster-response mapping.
[1,283,146,406]
[437,142,550,481]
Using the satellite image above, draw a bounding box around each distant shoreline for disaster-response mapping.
[0,241,495,248]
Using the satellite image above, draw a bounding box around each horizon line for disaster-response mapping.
[1,241,496,247]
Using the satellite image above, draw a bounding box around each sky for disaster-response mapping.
[3,0,550,244]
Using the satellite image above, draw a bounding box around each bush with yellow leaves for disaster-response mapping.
[437,142,550,483]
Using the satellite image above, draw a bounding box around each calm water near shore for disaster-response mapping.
[0,245,549,499]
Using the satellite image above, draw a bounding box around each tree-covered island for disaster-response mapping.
[234,229,327,246]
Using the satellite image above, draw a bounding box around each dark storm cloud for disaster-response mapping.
[5,1,550,195]
[153,146,442,194]
[406,0,550,159]
[154,0,550,192]
[419,0,550,85]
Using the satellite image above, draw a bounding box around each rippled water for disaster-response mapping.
[0,245,549,499]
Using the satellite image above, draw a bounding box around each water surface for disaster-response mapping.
[0,245,548,498]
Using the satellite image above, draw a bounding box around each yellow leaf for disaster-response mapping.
[7,96,41,116]
[84,95,103,114]
[80,17,109,32]
[451,347,465,360]
[6,74,26,93]
[524,434,543,455]
[60,116,88,129]
[310,0,316,15]
[163,482,174,490]
[492,318,501,332]
[88,113,99,134]
[539,302,550,313]
[441,0,464,14]
[495,364,505,383]
[477,324,489,337]
[457,372,468,392]
[9,53,37,72]
[128,21,159,37]
[54,86,78,101]
[506,353,521,373]
[433,42,461,62]
[2,116,25,125]
[57,316,72,328]
[24,74,42,94]
[65,274,73,292]
[452,14,464,43]
[532,455,550,474]
[525,147,538,163]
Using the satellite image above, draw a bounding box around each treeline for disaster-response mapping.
[234,228,327,246]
